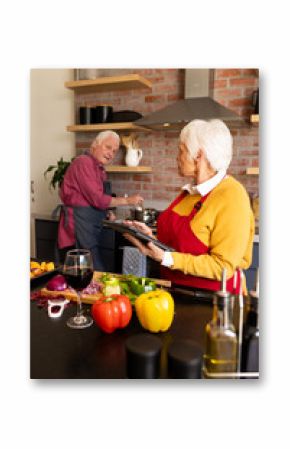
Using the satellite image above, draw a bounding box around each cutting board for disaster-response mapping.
[40,271,171,305]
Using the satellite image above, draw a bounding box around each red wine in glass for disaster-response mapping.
[63,249,94,329]
[64,267,93,291]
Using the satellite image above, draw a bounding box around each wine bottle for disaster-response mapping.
[241,269,259,372]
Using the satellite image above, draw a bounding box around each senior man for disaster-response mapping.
[58,130,143,270]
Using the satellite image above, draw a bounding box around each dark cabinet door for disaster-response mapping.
[35,219,59,262]
[245,242,259,291]
[35,218,119,271]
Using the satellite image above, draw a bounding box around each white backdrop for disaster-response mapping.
[1,1,288,448]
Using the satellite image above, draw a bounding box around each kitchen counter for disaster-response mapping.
[30,288,213,379]
[30,284,258,379]
[32,213,260,241]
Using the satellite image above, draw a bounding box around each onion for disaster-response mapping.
[46,274,67,291]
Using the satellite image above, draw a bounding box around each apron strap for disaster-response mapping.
[51,204,70,228]
[188,192,211,220]
[168,191,188,210]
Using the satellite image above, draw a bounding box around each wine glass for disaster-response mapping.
[62,249,94,329]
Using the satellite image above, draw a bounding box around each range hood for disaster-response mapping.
[135,69,245,130]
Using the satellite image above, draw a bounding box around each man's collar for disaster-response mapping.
[84,150,105,170]
[182,169,227,196]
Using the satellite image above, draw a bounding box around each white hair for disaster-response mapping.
[179,119,233,171]
[94,130,120,145]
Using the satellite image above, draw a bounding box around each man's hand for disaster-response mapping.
[126,194,144,206]
[106,210,116,221]
[110,194,144,208]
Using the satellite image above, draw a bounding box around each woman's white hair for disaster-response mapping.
[94,130,120,146]
[179,119,233,171]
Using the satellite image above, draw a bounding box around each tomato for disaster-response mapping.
[91,294,132,334]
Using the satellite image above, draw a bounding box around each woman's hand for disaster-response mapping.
[123,233,165,263]
[123,220,164,263]
[123,220,154,238]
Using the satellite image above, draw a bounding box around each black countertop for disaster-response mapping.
[30,290,213,379]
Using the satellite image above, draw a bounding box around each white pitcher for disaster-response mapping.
[125,148,143,167]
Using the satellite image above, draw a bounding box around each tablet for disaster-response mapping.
[103,220,175,252]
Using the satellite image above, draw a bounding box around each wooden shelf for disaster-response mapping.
[65,74,152,94]
[250,114,259,124]
[66,122,150,133]
[246,167,259,175]
[106,166,152,173]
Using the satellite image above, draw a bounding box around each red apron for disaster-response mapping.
[157,191,240,293]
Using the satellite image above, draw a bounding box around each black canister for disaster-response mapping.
[79,107,91,124]
[167,339,203,379]
[125,333,162,379]
[93,105,113,123]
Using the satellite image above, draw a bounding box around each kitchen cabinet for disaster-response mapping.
[35,218,59,262]
[34,217,121,272]
[245,242,259,291]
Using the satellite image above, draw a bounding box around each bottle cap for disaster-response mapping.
[125,333,162,379]
[167,339,203,379]
[216,268,231,304]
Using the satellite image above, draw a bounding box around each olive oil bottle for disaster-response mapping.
[203,269,238,375]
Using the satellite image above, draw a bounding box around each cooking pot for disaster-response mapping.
[79,106,92,124]
[130,207,158,225]
[91,105,113,124]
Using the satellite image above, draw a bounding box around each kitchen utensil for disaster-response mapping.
[112,110,143,122]
[130,207,158,224]
[48,299,69,318]
[79,107,91,124]
[92,105,113,123]
[125,147,143,167]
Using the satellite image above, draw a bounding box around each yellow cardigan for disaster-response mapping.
[171,176,255,281]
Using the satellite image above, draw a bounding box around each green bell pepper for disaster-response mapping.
[129,277,156,296]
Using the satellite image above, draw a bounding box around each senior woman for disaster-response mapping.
[125,119,255,293]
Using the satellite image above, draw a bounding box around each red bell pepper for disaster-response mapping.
[91,294,132,334]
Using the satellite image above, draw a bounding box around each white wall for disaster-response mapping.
[30,69,75,255]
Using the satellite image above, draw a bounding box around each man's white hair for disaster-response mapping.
[94,130,120,145]
[180,119,233,171]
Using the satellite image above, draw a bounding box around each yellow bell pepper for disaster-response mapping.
[135,289,174,333]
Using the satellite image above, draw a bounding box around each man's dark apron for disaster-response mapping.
[73,206,106,271]
[53,181,111,271]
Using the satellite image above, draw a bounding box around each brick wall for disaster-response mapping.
[74,68,259,203]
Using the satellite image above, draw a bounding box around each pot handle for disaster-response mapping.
[137,149,143,162]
